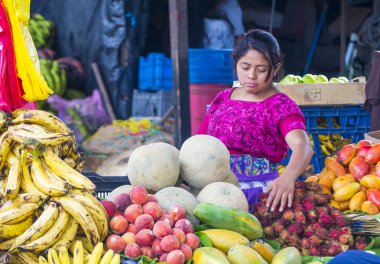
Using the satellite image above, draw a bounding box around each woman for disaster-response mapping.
[198,29,313,212]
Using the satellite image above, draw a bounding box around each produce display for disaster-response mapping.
[40,59,67,96]
[280,74,349,84]
[28,14,55,49]
[306,140,380,214]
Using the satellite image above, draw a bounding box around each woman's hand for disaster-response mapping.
[265,176,295,212]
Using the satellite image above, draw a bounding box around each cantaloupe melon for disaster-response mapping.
[179,135,230,189]
[127,142,180,192]
[224,170,240,187]
[155,187,199,224]
[197,182,248,211]
[106,185,133,201]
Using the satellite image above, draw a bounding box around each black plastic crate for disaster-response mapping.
[83,171,130,199]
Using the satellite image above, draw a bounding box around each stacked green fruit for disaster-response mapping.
[28,14,55,49]
[280,74,350,85]
[40,59,67,96]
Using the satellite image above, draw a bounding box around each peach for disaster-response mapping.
[179,244,192,261]
[159,214,175,227]
[129,185,149,205]
[136,229,155,246]
[124,243,142,258]
[135,214,154,230]
[143,202,164,220]
[171,228,185,244]
[160,235,180,252]
[106,234,125,253]
[169,205,185,221]
[110,215,129,235]
[174,219,194,234]
[185,233,200,250]
[141,247,155,259]
[114,193,132,211]
[148,194,158,203]
[122,232,136,245]
[159,253,168,262]
[167,250,185,264]
[153,221,172,239]
[100,200,116,218]
[152,238,166,255]
[124,204,143,223]
[127,224,139,234]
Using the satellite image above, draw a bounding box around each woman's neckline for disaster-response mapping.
[228,87,281,103]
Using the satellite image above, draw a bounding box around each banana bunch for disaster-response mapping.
[28,14,55,49]
[40,59,67,96]
[318,134,351,157]
[0,109,109,263]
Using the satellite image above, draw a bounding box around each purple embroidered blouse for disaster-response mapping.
[197,88,306,163]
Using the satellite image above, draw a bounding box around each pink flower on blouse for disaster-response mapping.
[198,88,306,163]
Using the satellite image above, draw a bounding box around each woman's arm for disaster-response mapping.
[265,129,314,212]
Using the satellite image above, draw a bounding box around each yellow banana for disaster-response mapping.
[8,202,58,252]
[0,203,38,225]
[39,256,49,264]
[12,108,28,119]
[4,150,18,168]
[69,193,108,241]
[0,131,13,170]
[43,162,71,190]
[51,195,100,246]
[76,236,94,252]
[17,252,39,264]
[0,216,33,239]
[109,254,120,264]
[51,217,78,250]
[327,140,337,152]
[321,145,332,156]
[48,248,60,264]
[30,153,68,196]
[64,157,76,168]
[42,149,95,190]
[10,123,53,134]
[12,110,71,134]
[18,207,70,252]
[20,150,47,196]
[318,134,330,141]
[8,127,73,146]
[73,240,84,264]
[61,141,73,158]
[69,240,90,257]
[0,237,16,251]
[59,246,70,264]
[5,158,21,199]
[100,249,114,264]
[88,242,103,264]
[0,193,45,213]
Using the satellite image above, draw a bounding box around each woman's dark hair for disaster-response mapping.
[232,29,281,81]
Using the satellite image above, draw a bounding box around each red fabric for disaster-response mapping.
[279,114,306,138]
[0,1,35,112]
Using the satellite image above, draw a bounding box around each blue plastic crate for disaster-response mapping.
[139,53,172,91]
[188,48,234,84]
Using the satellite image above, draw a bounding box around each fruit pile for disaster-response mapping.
[307,140,380,214]
[280,74,349,84]
[101,185,200,263]
[253,181,367,256]
[0,109,109,262]
[40,59,67,96]
[28,14,55,49]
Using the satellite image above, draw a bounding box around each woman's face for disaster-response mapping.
[236,49,278,95]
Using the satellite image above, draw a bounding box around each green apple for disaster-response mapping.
[303,74,317,84]
[295,75,303,83]
[316,75,328,83]
[329,77,345,83]
[338,76,349,83]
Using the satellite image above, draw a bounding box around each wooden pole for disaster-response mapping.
[169,0,191,148]
[340,0,347,74]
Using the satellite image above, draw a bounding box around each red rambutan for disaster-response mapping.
[314,193,331,205]
[318,213,334,228]
[288,223,303,236]
[302,197,315,211]
[327,241,343,256]
[282,209,295,222]
[304,226,315,238]
[263,226,275,239]
[272,219,285,233]
[301,248,310,256]
[329,229,340,240]
[319,246,329,256]
[288,234,300,247]
[315,228,329,240]
[311,222,321,229]
[338,234,354,246]
[254,204,268,217]
[295,181,306,190]
[301,238,311,249]
[335,215,347,227]
[355,236,368,250]
[305,182,322,192]
[309,235,322,247]
[294,188,307,201]
[307,210,318,222]
[309,246,320,256]
[295,211,306,224]
[278,230,290,244]
[339,226,352,236]
[316,206,328,216]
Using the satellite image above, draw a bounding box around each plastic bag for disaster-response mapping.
[47,89,111,143]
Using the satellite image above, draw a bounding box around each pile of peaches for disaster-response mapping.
[100,186,200,263]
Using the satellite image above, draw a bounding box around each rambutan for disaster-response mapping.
[254,204,268,217]
[319,246,329,256]
[302,197,315,211]
[314,193,331,205]
[304,226,315,238]
[335,215,347,227]
[295,211,306,224]
[318,213,334,228]
[263,226,275,239]
[295,181,306,190]
[282,209,295,222]
[309,246,320,256]
[316,206,328,215]
[355,236,368,250]
[307,210,318,222]
[311,222,321,229]
[305,182,322,192]
[309,235,322,247]
[301,248,310,256]
[329,229,340,240]
[294,188,307,201]
[259,193,269,200]
[315,228,329,240]
[288,234,300,247]
[301,238,311,249]
[327,241,343,256]
[288,223,303,236]
[339,226,352,236]
[272,219,285,233]
[278,230,290,244]
[338,234,354,246]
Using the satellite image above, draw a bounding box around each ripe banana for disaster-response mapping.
[0,193,45,213]
[43,162,71,190]
[59,246,70,264]
[0,131,13,169]
[17,252,39,264]
[88,242,103,264]
[10,123,53,134]
[51,217,78,250]
[0,203,38,225]
[8,202,59,252]
[100,249,114,264]
[30,153,68,196]
[51,195,100,246]
[12,110,71,134]
[18,208,70,252]
[8,127,73,146]
[76,236,94,252]
[20,150,47,197]
[0,237,16,251]
[0,216,33,239]
[47,248,60,264]
[321,145,332,156]
[5,158,21,199]
[73,240,84,264]
[42,148,95,190]
[110,254,120,264]
[12,108,28,119]
[39,256,48,264]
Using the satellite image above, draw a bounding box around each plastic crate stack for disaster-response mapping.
[281,105,371,173]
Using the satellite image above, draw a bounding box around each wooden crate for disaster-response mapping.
[277,77,366,106]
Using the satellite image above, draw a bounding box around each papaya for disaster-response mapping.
[249,239,276,263]
[337,144,357,165]
[365,144,380,164]
[360,175,380,190]
[271,247,302,264]
[356,145,372,158]
[325,157,345,177]
[357,140,371,148]
[332,175,355,192]
[333,182,361,202]
[328,200,341,210]
[193,203,263,240]
[361,201,380,215]
[321,185,332,198]
[349,156,370,180]
[193,247,230,264]
[227,244,268,264]
[319,170,335,190]
[376,161,380,177]
[366,189,380,209]
[337,200,350,211]
[199,229,249,253]
[349,191,366,211]
[305,175,319,183]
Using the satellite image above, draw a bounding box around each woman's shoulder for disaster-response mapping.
[269,92,299,106]
[212,87,234,103]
